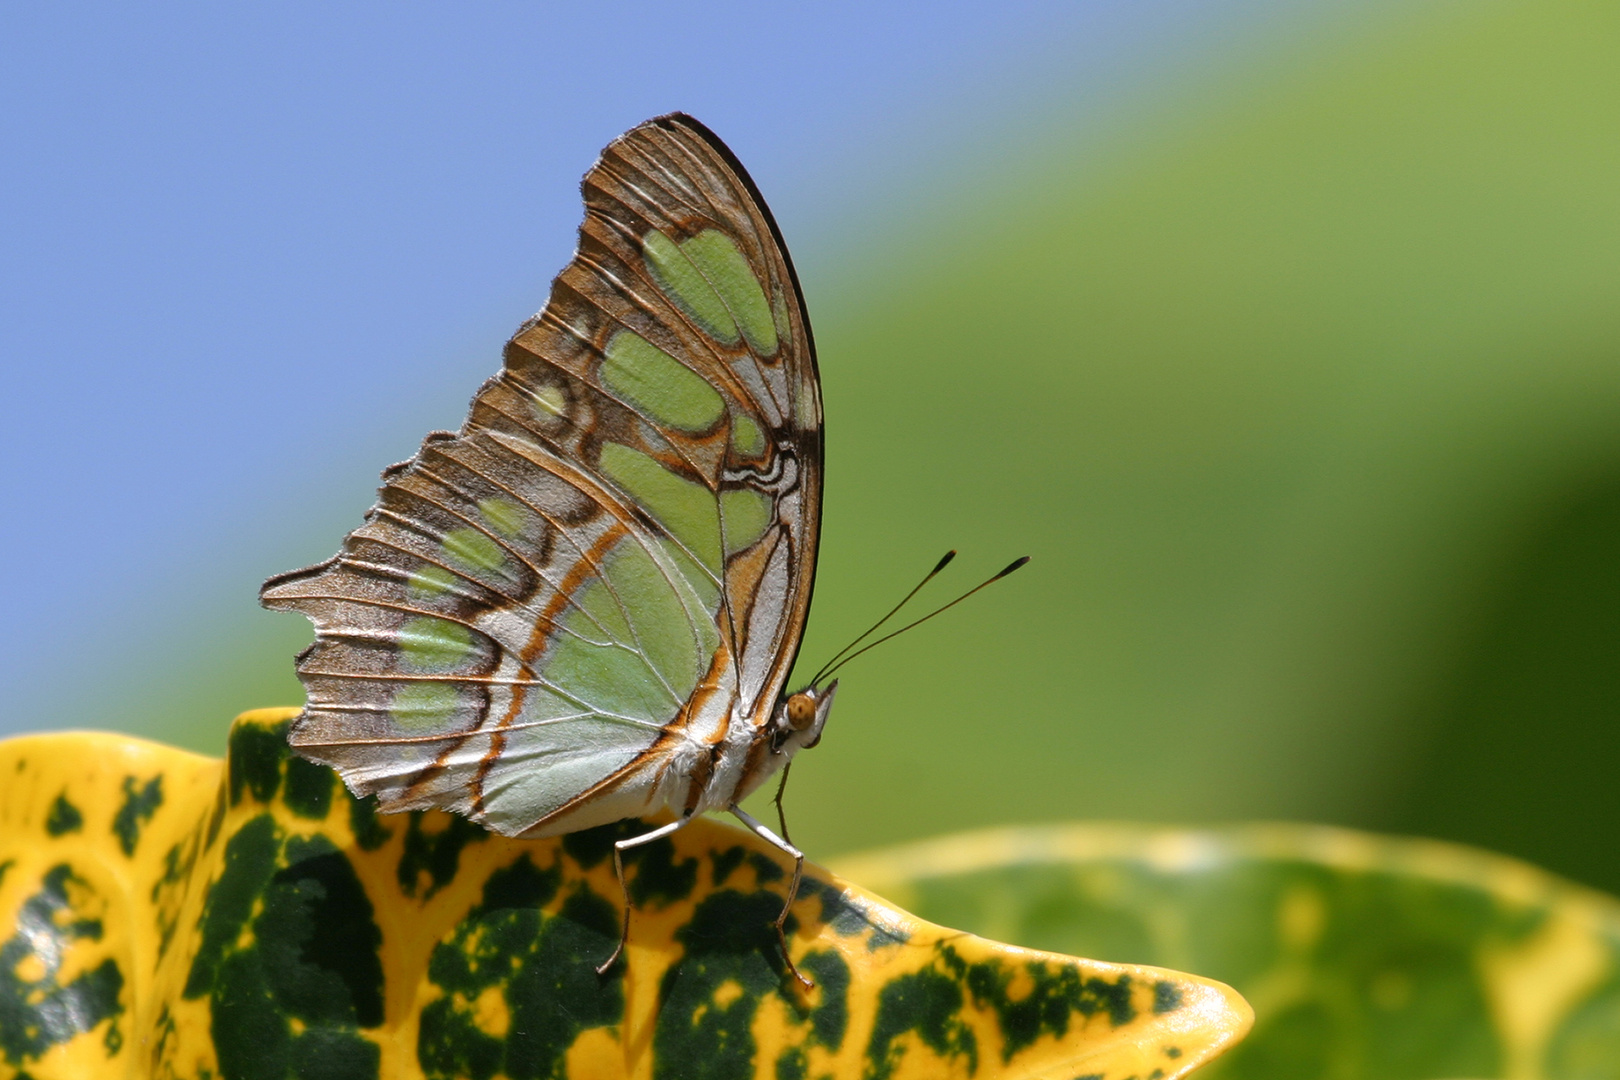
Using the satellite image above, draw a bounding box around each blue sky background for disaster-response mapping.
[0,1,1335,736]
[17,2,1620,898]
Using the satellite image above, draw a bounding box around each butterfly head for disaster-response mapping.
[772,680,838,753]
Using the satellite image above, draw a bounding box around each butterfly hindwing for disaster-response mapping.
[260,114,821,837]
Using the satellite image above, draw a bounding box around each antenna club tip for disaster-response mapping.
[997,555,1032,578]
[933,550,958,573]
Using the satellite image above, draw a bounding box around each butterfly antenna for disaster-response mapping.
[809,550,957,688]
[817,556,1031,683]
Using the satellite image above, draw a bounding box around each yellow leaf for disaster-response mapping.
[0,710,1251,1078]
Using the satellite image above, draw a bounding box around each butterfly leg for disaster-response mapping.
[772,760,795,845]
[729,805,812,990]
[596,816,691,976]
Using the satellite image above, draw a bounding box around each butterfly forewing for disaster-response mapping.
[261,114,821,837]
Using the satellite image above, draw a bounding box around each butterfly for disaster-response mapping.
[261,114,835,984]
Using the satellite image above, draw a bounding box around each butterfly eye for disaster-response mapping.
[785,692,817,731]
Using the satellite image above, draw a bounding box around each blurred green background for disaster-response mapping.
[789,1,1620,889]
[9,3,1620,897]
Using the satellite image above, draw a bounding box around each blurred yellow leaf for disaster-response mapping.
[837,824,1620,1078]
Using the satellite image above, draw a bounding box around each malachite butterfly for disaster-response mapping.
[261,114,834,981]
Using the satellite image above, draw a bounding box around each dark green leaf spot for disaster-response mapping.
[417,996,502,1080]
[807,881,907,947]
[480,855,561,912]
[561,821,624,869]
[229,721,289,806]
[775,1045,807,1080]
[261,836,385,1027]
[627,836,698,907]
[45,793,82,836]
[112,774,163,857]
[347,796,392,851]
[1154,979,1183,1014]
[290,1027,382,1080]
[205,787,229,849]
[747,851,785,885]
[419,881,622,1080]
[0,864,125,1066]
[950,942,1138,1060]
[801,949,851,1051]
[865,967,977,1080]
[283,756,335,820]
[711,845,747,886]
[187,819,384,1080]
[397,814,487,900]
[186,815,281,999]
[653,889,788,1080]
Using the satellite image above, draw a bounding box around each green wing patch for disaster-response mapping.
[0,713,1248,1079]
